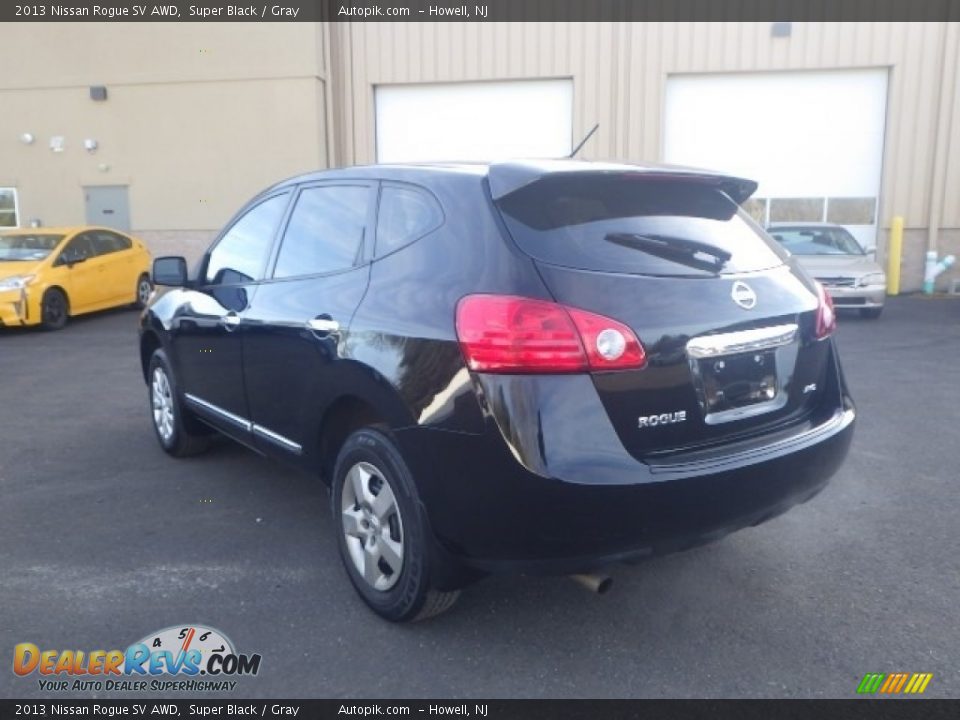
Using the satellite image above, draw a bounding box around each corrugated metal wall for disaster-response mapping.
[331,21,960,231]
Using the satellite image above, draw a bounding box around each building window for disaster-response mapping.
[0,188,18,227]
[740,197,767,226]
[826,197,877,225]
[768,197,826,223]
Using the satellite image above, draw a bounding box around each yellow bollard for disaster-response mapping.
[887,216,903,296]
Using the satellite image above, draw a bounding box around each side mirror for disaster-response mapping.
[866,247,877,259]
[59,250,86,267]
[152,256,189,287]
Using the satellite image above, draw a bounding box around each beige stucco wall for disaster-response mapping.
[0,23,330,257]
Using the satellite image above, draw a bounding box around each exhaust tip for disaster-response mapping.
[570,573,614,595]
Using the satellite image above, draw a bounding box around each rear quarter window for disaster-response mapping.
[496,175,786,277]
[375,185,443,257]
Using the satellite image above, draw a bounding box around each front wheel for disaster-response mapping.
[148,348,209,457]
[40,288,69,331]
[332,428,460,622]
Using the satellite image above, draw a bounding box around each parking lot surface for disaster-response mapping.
[1,297,958,699]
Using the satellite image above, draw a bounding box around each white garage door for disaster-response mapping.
[375,79,574,163]
[664,69,888,250]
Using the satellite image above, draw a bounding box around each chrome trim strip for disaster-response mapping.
[183,393,252,431]
[252,424,303,454]
[686,323,798,359]
[183,394,303,454]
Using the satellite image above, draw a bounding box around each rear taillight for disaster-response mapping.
[455,294,646,373]
[814,281,837,339]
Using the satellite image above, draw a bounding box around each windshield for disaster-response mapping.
[495,175,786,277]
[0,233,65,261]
[768,226,864,256]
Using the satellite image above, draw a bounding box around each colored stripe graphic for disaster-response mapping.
[858,672,932,695]
[857,673,885,694]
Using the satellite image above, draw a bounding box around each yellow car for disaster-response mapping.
[0,226,153,330]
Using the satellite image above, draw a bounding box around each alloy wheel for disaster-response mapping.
[151,367,175,443]
[341,461,405,591]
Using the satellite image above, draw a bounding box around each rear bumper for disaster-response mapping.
[396,346,855,576]
[399,405,853,575]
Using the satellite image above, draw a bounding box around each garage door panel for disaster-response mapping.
[665,69,888,247]
[375,79,574,163]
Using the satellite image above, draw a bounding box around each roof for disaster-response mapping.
[269,158,759,203]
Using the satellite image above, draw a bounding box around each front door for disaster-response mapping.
[170,192,290,440]
[53,231,109,312]
[84,186,131,231]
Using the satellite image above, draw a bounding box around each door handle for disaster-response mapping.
[306,316,340,335]
[220,312,241,331]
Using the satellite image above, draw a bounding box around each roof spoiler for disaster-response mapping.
[487,161,758,205]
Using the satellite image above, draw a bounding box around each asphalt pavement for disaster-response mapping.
[1,297,958,699]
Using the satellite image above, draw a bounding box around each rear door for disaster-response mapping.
[242,182,375,459]
[494,172,831,458]
[90,229,136,303]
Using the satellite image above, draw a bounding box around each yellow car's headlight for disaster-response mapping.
[0,274,36,291]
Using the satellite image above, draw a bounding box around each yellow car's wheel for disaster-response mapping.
[40,288,69,331]
[134,274,153,309]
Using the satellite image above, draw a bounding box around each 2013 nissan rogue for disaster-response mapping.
[139,160,855,621]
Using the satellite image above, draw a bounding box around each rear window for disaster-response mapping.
[495,175,786,277]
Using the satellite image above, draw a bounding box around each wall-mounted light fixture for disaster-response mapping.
[49,136,66,153]
[84,138,99,153]
[20,133,35,145]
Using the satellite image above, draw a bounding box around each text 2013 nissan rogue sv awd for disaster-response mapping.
[139,160,855,621]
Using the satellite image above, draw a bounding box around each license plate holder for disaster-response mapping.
[696,349,779,415]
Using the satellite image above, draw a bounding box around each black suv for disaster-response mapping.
[140,160,855,621]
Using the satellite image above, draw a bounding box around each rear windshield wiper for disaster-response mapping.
[604,232,732,274]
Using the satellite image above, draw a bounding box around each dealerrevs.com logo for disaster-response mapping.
[13,625,262,692]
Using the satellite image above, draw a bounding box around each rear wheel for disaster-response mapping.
[40,288,68,331]
[134,274,153,309]
[148,348,209,457]
[860,307,883,319]
[332,428,459,622]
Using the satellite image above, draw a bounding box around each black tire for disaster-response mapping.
[40,288,69,331]
[860,307,883,319]
[134,273,153,309]
[147,348,210,458]
[332,428,460,622]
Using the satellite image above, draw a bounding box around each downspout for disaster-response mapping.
[322,22,338,168]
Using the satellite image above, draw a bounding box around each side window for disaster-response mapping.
[91,230,131,255]
[205,193,289,285]
[59,233,97,263]
[273,185,369,279]
[375,185,443,257]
